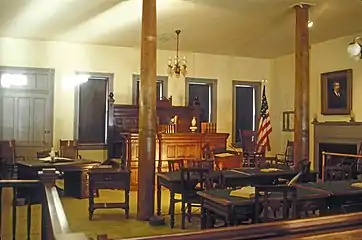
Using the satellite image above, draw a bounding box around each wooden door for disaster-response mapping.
[0,68,54,158]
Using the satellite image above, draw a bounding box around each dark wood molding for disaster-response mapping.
[313,121,362,172]
[283,111,295,132]
[77,143,107,150]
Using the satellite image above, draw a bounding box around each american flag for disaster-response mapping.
[256,85,272,152]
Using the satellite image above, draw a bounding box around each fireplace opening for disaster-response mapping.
[318,143,357,178]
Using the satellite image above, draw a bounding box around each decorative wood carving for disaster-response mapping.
[125,133,229,188]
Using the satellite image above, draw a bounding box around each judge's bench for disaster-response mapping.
[106,95,230,188]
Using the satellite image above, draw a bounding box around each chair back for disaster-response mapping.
[180,167,210,193]
[254,185,297,223]
[167,159,184,172]
[205,171,225,190]
[187,159,214,171]
[285,140,294,165]
[59,140,81,159]
[239,130,256,153]
[0,140,15,165]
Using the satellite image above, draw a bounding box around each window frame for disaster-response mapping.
[185,77,217,123]
[73,71,114,145]
[132,74,168,105]
[232,80,261,143]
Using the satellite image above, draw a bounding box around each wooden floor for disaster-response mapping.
[0,187,197,240]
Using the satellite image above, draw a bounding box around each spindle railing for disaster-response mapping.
[321,151,362,181]
[0,168,88,240]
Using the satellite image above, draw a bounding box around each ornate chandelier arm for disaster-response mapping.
[354,37,362,45]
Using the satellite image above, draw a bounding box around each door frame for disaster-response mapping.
[0,66,55,146]
[185,77,217,122]
[232,80,261,143]
[73,71,114,145]
[132,74,168,105]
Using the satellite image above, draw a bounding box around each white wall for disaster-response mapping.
[0,37,272,145]
[271,33,362,165]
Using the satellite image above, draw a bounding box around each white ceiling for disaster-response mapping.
[0,0,362,58]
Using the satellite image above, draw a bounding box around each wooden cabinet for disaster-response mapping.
[125,133,229,188]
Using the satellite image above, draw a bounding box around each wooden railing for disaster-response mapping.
[123,212,362,240]
[321,151,362,181]
[0,168,88,240]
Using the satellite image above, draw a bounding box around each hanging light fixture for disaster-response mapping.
[167,30,187,77]
[347,37,362,61]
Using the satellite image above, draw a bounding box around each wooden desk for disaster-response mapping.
[88,168,131,220]
[156,168,318,228]
[125,132,229,188]
[198,180,362,229]
[17,159,100,199]
[214,153,242,169]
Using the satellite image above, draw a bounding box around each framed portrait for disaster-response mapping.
[282,111,294,132]
[321,69,352,115]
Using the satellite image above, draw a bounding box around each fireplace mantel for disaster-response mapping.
[313,121,362,172]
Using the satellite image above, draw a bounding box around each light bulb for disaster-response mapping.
[307,21,313,28]
[347,42,361,56]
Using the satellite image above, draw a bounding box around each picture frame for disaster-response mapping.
[282,111,294,132]
[321,69,352,115]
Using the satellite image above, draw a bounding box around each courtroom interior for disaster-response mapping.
[1,0,362,239]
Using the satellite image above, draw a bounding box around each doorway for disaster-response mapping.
[185,78,217,123]
[232,81,261,143]
[0,67,54,157]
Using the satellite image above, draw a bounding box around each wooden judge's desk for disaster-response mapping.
[124,132,229,188]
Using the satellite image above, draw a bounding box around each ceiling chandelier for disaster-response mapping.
[347,37,362,61]
[167,30,187,77]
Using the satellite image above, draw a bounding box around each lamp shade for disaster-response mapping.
[347,42,362,57]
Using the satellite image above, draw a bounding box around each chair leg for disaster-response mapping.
[125,190,130,219]
[181,200,186,229]
[187,204,192,222]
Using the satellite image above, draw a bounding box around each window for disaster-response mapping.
[132,74,168,104]
[75,72,113,144]
[232,81,261,143]
[186,78,217,123]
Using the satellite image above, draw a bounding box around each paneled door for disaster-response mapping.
[0,67,54,158]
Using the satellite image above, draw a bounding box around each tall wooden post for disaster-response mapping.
[294,4,310,164]
[137,0,157,220]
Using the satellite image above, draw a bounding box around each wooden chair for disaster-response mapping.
[254,185,297,223]
[168,159,184,172]
[0,140,24,179]
[166,160,184,216]
[88,166,131,220]
[59,140,81,159]
[239,130,266,167]
[240,130,256,167]
[205,171,225,190]
[180,167,210,229]
[324,155,355,181]
[275,140,294,166]
[188,159,215,170]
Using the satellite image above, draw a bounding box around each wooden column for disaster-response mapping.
[294,4,310,164]
[137,0,157,220]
